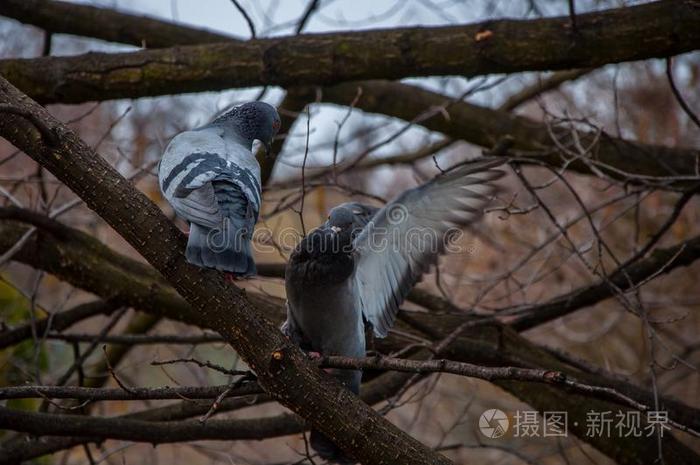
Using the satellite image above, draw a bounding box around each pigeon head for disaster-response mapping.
[329,202,377,238]
[325,204,364,249]
[294,203,376,259]
[214,102,281,155]
[296,207,355,258]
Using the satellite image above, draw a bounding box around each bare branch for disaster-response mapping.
[44,332,223,345]
[0,0,238,47]
[314,81,700,190]
[666,57,700,130]
[229,0,256,39]
[0,384,262,401]
[500,233,700,330]
[499,68,592,111]
[0,300,119,349]
[2,1,698,104]
[295,0,320,34]
[0,73,451,465]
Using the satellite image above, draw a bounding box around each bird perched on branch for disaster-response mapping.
[282,159,505,462]
[158,102,280,277]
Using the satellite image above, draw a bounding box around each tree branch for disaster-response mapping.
[0,406,305,444]
[312,80,700,190]
[2,211,699,427]
[1,1,698,104]
[0,384,262,401]
[43,332,223,345]
[1,215,698,463]
[0,75,451,465]
[0,299,119,349]
[0,370,420,464]
[0,0,237,48]
[3,1,696,190]
[498,68,592,111]
[501,233,700,330]
[5,354,682,429]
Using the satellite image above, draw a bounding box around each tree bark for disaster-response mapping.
[0,0,236,48]
[0,77,452,465]
[1,1,697,104]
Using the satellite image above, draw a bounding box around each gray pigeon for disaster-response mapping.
[282,159,505,462]
[158,102,280,276]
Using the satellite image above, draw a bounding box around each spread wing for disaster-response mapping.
[353,159,505,337]
[158,128,261,228]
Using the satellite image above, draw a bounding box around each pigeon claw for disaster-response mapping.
[306,351,333,373]
[224,273,251,283]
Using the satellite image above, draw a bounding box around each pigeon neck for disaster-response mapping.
[215,121,254,149]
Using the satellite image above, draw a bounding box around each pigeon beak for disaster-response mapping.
[330,226,341,234]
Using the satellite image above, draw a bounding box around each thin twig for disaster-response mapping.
[151,357,250,377]
[102,345,135,394]
[295,0,320,34]
[297,105,311,236]
[666,57,700,130]
[230,0,256,39]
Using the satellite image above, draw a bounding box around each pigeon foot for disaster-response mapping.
[306,351,333,373]
[224,272,251,283]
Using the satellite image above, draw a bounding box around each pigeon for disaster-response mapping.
[158,102,280,277]
[282,159,505,462]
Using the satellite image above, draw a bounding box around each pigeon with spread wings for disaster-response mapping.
[283,159,505,462]
[159,102,280,277]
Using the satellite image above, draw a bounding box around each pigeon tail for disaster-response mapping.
[185,221,256,276]
[310,370,361,464]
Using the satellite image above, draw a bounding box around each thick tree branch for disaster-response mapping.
[401,325,700,464]
[4,1,695,190]
[310,80,700,190]
[0,1,698,104]
[0,406,305,444]
[43,332,223,345]
[2,211,699,426]
[0,0,237,48]
[2,339,698,465]
[0,369,420,464]
[0,76,451,465]
[1,214,699,463]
